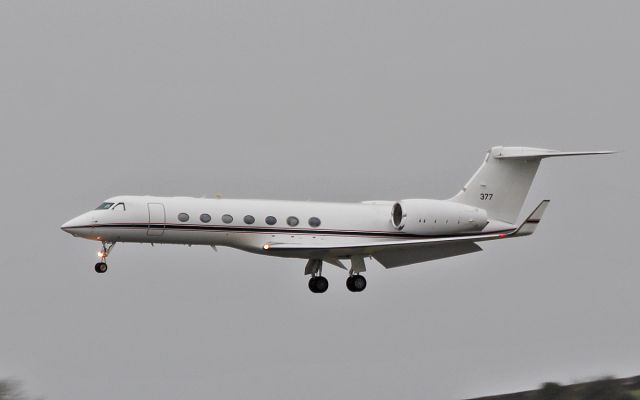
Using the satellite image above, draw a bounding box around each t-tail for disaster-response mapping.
[450,146,615,224]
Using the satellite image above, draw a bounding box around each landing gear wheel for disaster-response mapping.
[315,276,328,293]
[308,276,328,293]
[346,276,356,292]
[347,275,366,292]
[309,277,318,293]
[94,262,108,274]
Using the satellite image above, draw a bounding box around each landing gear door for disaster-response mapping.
[147,203,166,236]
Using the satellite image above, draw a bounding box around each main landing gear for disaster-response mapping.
[308,274,367,293]
[305,258,368,293]
[308,276,329,293]
[94,241,116,274]
[346,274,367,292]
[306,259,329,293]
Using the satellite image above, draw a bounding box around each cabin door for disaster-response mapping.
[147,203,166,236]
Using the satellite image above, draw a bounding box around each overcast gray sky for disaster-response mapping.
[0,1,638,399]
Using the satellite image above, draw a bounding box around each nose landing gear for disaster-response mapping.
[95,242,116,274]
[94,262,108,273]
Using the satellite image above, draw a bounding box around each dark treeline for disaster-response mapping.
[0,379,39,400]
[467,376,640,400]
[4,375,640,400]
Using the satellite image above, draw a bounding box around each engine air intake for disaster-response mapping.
[391,202,405,229]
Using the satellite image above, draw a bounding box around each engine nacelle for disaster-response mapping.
[391,199,488,235]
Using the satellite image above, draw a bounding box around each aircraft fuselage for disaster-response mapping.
[61,195,503,257]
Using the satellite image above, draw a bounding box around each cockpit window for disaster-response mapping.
[113,203,126,211]
[95,202,114,210]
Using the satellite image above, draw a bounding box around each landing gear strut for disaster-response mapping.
[95,241,115,274]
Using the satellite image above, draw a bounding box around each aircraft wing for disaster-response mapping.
[263,230,506,254]
[262,200,550,265]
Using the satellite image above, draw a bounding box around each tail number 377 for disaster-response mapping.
[480,193,494,200]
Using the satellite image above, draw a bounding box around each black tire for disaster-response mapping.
[314,276,329,293]
[308,277,318,293]
[346,276,356,292]
[95,262,107,273]
[352,275,366,292]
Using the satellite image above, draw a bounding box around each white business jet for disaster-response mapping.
[62,146,613,293]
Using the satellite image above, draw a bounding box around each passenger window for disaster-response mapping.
[113,203,126,211]
[287,216,299,227]
[222,214,233,224]
[200,213,211,223]
[178,213,189,222]
[244,215,255,225]
[265,216,277,225]
[308,217,321,227]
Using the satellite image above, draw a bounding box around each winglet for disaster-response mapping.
[512,200,550,237]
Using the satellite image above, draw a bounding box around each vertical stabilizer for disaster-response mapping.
[450,146,614,224]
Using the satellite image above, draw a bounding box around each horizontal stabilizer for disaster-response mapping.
[492,147,615,160]
[512,200,550,237]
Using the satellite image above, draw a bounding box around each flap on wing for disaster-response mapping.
[374,242,482,268]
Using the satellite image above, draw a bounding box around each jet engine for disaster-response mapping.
[391,199,488,235]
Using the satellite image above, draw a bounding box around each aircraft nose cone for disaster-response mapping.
[60,218,76,233]
[61,213,99,239]
[61,215,87,234]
